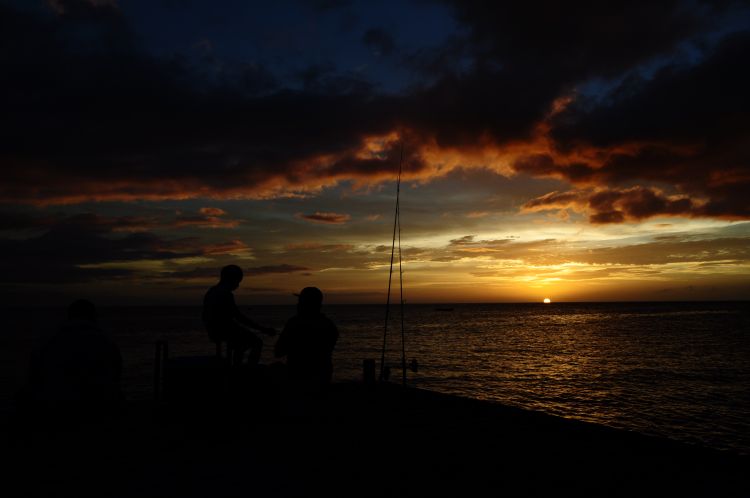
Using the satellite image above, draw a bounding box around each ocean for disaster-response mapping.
[2,301,749,454]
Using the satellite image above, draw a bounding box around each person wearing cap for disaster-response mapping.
[274,287,338,395]
[202,264,276,366]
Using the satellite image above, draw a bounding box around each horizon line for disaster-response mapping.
[7,299,748,308]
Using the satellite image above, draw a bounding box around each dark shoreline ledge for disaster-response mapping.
[3,382,747,497]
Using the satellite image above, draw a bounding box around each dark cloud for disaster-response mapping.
[0,210,238,232]
[589,188,693,223]
[0,2,400,204]
[0,211,162,233]
[402,35,469,78]
[522,190,584,211]
[245,264,311,276]
[534,31,750,221]
[232,63,279,96]
[0,210,252,284]
[435,236,560,264]
[401,0,723,147]
[46,0,121,18]
[552,31,750,147]
[523,187,703,224]
[421,2,749,221]
[569,237,750,266]
[201,239,250,255]
[0,221,200,284]
[160,266,218,280]
[300,0,352,12]
[159,260,300,282]
[296,212,352,224]
[294,62,372,93]
[284,242,354,252]
[447,1,710,79]
[0,0,747,224]
[433,229,750,267]
[0,211,58,231]
[449,235,477,246]
[448,235,516,247]
[174,207,241,229]
[362,27,395,56]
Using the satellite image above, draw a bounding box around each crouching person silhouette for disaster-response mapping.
[21,299,123,421]
[202,264,276,366]
[274,287,338,415]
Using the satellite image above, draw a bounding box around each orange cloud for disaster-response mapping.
[201,239,251,256]
[296,212,351,224]
[174,207,240,229]
[284,242,354,252]
[199,207,227,216]
[1,84,745,227]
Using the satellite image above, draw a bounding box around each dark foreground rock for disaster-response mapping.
[3,382,747,497]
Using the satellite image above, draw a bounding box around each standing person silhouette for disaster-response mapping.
[202,265,276,366]
[23,299,123,418]
[274,287,338,398]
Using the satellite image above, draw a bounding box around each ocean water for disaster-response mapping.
[3,302,749,454]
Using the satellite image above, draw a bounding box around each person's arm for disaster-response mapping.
[274,320,292,358]
[230,294,276,335]
[326,317,339,352]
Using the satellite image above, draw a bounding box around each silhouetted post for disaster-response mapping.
[383,366,391,382]
[163,341,168,400]
[215,340,236,367]
[227,344,235,367]
[154,341,161,402]
[363,359,376,384]
[154,340,168,402]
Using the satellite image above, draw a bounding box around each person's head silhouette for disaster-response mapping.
[220,264,243,290]
[68,299,97,322]
[296,286,323,315]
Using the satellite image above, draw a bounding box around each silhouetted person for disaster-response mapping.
[202,264,275,365]
[275,287,338,397]
[23,299,123,418]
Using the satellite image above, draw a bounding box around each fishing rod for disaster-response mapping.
[397,144,406,387]
[379,142,407,386]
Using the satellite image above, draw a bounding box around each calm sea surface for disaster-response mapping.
[2,302,749,454]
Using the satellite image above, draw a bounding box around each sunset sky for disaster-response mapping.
[1,0,749,305]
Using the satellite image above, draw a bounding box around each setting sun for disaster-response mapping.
[543,298,551,304]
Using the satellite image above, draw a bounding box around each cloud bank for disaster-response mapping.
[0,0,748,226]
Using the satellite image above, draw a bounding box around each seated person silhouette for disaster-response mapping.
[202,264,275,366]
[274,287,338,398]
[23,299,123,418]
